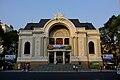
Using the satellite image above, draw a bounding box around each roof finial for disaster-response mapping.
[55,13,64,18]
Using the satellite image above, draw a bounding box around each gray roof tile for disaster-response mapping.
[24,19,96,30]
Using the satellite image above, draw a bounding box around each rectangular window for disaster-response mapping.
[49,38,55,45]
[64,38,69,45]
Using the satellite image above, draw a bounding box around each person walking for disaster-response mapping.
[73,65,75,71]
[76,65,78,71]
[21,63,25,71]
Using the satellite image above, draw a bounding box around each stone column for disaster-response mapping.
[54,52,56,64]
[63,38,64,45]
[63,52,65,64]
[55,38,56,44]
[69,52,71,63]
[69,37,74,55]
[71,37,74,56]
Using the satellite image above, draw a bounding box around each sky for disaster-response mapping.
[0,0,120,30]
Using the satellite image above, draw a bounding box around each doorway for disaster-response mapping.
[49,52,54,63]
[56,52,63,63]
[65,52,70,63]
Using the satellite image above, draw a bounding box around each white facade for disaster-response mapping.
[17,14,102,67]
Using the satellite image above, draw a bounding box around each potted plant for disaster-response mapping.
[47,45,53,50]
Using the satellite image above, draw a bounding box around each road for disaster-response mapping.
[0,71,119,80]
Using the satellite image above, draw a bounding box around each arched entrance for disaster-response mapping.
[48,24,71,64]
[49,25,70,45]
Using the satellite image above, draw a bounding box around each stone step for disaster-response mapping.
[31,63,89,71]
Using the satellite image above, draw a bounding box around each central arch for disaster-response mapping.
[49,24,70,45]
[49,24,70,37]
[43,17,76,37]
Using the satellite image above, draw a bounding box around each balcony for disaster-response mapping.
[47,44,71,50]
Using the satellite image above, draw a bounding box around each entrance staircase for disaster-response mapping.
[31,63,89,71]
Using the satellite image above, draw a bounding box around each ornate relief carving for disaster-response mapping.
[54,31,64,37]
[52,29,70,37]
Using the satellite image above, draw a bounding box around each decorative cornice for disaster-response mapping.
[32,31,44,34]
[19,34,32,36]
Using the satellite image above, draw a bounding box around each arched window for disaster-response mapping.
[56,38,63,45]
[89,41,95,54]
[24,42,30,54]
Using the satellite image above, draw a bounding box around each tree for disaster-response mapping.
[99,15,120,65]
[3,30,18,54]
[0,24,4,39]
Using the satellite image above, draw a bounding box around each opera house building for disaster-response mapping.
[17,13,102,69]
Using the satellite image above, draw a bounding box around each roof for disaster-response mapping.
[39,19,50,27]
[24,19,96,30]
[24,23,39,30]
[79,23,96,30]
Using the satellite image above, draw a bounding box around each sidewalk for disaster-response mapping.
[0,69,116,72]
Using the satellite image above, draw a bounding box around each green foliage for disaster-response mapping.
[110,58,116,63]
[99,15,120,54]
[0,24,4,39]
[3,30,18,49]
[65,45,72,50]
[90,62,100,69]
[47,45,53,50]
[99,14,120,65]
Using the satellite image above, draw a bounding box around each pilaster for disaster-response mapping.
[40,37,44,56]
[76,37,79,56]
[43,37,47,56]
[45,37,49,56]
[84,37,87,56]
[73,37,77,56]
[32,37,35,57]
[18,39,22,57]
[34,37,41,57]
[97,39,101,57]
